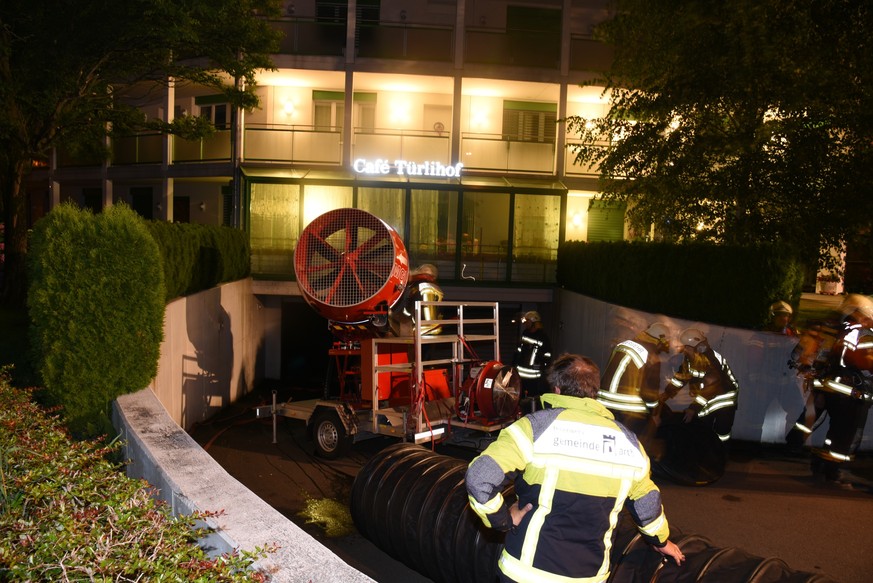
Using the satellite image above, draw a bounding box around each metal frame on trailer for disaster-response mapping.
[256,300,516,455]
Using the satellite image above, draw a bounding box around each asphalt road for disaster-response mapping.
[189,384,873,583]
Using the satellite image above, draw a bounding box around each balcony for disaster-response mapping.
[271,18,346,56]
[465,29,560,69]
[357,22,454,62]
[461,133,555,174]
[353,128,450,165]
[245,125,342,165]
[112,133,164,165]
[174,130,231,163]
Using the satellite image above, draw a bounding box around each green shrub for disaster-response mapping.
[146,222,250,302]
[27,204,165,437]
[557,240,806,329]
[0,368,267,581]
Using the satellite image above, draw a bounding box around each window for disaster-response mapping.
[130,187,154,220]
[358,187,406,237]
[312,91,376,132]
[314,100,344,132]
[409,189,458,276]
[249,183,301,277]
[200,103,229,130]
[461,192,510,281]
[502,101,557,143]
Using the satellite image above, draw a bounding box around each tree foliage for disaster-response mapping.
[0,0,282,305]
[567,0,873,271]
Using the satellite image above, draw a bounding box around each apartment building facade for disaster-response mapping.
[26,0,623,288]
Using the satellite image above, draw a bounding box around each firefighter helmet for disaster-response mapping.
[522,310,541,324]
[645,322,670,341]
[410,263,438,280]
[680,328,707,349]
[769,301,793,317]
[840,294,873,320]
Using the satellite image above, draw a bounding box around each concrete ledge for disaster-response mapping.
[113,388,375,583]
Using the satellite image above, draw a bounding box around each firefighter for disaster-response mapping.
[598,322,671,436]
[514,310,552,401]
[766,300,798,336]
[389,263,444,336]
[465,353,685,583]
[661,328,740,444]
[807,295,873,485]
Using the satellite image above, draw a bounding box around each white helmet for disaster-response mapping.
[769,301,793,317]
[840,294,873,320]
[645,322,670,341]
[680,328,707,349]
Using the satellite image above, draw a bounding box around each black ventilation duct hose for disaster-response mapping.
[350,443,837,583]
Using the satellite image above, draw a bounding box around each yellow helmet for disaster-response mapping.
[522,311,541,324]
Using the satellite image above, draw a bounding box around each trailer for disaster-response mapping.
[258,300,520,457]
[257,208,520,457]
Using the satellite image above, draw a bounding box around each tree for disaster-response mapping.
[567,0,873,272]
[0,0,281,306]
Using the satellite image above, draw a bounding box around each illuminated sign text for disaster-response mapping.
[353,158,464,178]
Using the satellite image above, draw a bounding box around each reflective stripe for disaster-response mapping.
[597,391,647,414]
[637,511,667,539]
[617,341,648,368]
[518,365,542,379]
[696,391,738,417]
[794,422,812,434]
[823,378,855,397]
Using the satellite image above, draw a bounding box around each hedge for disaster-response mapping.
[557,240,806,329]
[27,203,166,437]
[145,221,251,301]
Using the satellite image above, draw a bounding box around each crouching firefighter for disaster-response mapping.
[465,353,685,583]
[661,328,740,444]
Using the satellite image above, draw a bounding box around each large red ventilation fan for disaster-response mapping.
[294,208,409,326]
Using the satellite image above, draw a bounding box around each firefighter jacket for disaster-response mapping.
[515,327,552,383]
[465,394,671,583]
[598,339,662,415]
[821,321,873,401]
[666,348,739,433]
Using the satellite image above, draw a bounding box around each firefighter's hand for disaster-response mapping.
[509,501,533,527]
[655,540,685,566]
[683,408,696,423]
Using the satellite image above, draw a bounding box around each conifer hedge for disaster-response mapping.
[557,240,806,329]
[27,204,165,437]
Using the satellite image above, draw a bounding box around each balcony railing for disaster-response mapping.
[112,133,164,165]
[465,28,560,69]
[569,36,614,72]
[174,130,231,163]
[357,22,454,62]
[353,128,450,165]
[245,125,342,164]
[461,133,555,174]
[271,18,346,56]
[563,140,609,176]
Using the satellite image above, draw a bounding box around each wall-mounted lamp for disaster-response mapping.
[156,203,163,211]
[199,202,206,211]
[400,10,406,21]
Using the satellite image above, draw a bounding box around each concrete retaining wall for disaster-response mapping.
[150,279,264,431]
[553,289,873,450]
[112,388,375,583]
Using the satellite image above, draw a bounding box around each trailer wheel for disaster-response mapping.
[311,410,351,459]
